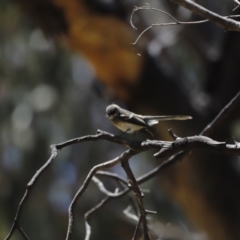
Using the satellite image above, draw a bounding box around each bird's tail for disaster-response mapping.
[144,115,192,126]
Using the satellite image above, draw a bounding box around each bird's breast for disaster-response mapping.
[112,119,143,133]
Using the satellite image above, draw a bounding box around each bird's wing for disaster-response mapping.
[120,113,148,127]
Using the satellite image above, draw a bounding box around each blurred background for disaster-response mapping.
[1,0,240,239]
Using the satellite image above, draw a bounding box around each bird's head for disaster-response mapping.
[106,104,119,120]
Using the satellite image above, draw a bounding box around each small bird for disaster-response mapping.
[106,104,192,136]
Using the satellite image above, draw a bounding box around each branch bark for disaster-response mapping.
[5,90,240,240]
[170,0,240,31]
[170,0,240,32]
[121,160,150,240]
[144,132,240,159]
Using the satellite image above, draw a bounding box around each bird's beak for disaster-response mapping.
[105,114,109,118]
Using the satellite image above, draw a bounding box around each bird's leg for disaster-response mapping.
[118,128,130,138]
[145,128,154,137]
[132,132,136,141]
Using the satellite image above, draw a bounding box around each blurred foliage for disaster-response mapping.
[2,0,240,240]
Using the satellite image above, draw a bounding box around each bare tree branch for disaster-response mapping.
[92,176,120,197]
[4,131,143,240]
[138,88,240,183]
[6,123,240,240]
[18,227,30,240]
[169,0,240,31]
[121,160,150,240]
[201,90,240,136]
[233,0,240,11]
[131,5,208,45]
[6,90,240,240]
[144,130,240,158]
[131,3,240,45]
[57,129,143,151]
[65,149,140,240]
[95,171,128,186]
[123,205,139,222]
[136,90,240,186]
[133,215,143,240]
[4,146,58,240]
[84,196,110,240]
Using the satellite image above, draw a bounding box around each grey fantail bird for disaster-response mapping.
[106,104,192,136]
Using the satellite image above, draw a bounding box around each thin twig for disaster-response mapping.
[95,171,128,185]
[227,15,240,18]
[130,5,180,30]
[137,152,186,184]
[84,196,110,240]
[132,26,153,45]
[4,146,58,240]
[233,0,240,11]
[121,160,150,240]
[133,215,142,240]
[18,226,30,240]
[123,205,139,222]
[169,0,240,31]
[201,90,240,136]
[92,176,121,197]
[131,5,208,45]
[127,195,139,219]
[131,3,240,45]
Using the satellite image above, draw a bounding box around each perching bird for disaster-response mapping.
[106,104,192,136]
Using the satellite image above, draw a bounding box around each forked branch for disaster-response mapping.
[5,90,240,240]
[131,2,240,45]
